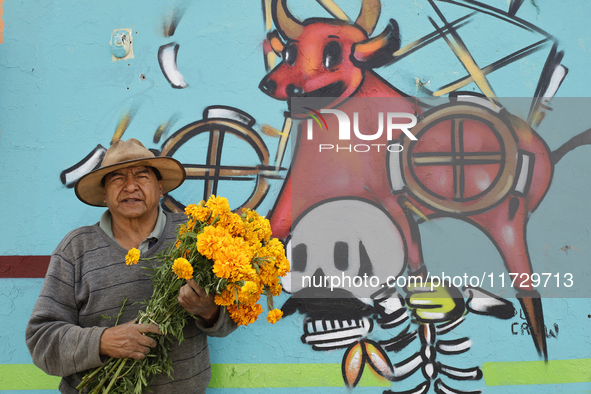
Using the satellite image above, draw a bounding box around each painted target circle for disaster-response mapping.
[401,103,519,214]
[158,107,270,212]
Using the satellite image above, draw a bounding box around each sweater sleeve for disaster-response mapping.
[25,247,106,377]
[195,306,238,337]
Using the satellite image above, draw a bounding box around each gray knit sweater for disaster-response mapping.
[25,211,237,393]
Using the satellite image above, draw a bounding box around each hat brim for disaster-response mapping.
[75,157,186,207]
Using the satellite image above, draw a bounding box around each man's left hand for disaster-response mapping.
[178,279,220,326]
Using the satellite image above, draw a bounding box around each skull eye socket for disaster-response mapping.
[323,41,343,70]
[334,241,349,271]
[291,243,307,272]
[283,44,298,66]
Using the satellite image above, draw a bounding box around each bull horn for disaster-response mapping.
[352,19,400,69]
[355,0,381,36]
[273,0,304,39]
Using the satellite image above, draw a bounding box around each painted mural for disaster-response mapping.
[1,0,591,393]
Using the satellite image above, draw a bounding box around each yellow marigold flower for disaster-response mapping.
[247,239,262,255]
[242,208,272,244]
[185,204,211,223]
[266,238,286,258]
[184,203,198,216]
[238,281,261,305]
[241,281,258,295]
[260,272,279,289]
[172,257,193,280]
[258,239,290,278]
[275,255,291,276]
[125,248,140,265]
[267,309,283,324]
[219,213,246,237]
[206,195,230,210]
[205,195,231,222]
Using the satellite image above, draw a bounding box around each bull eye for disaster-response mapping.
[283,44,298,66]
[334,241,349,271]
[291,243,307,272]
[323,41,342,70]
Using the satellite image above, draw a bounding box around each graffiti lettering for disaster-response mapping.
[512,310,560,338]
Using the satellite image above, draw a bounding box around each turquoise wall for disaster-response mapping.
[2,0,591,393]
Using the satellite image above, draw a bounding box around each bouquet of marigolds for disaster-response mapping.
[77,195,290,393]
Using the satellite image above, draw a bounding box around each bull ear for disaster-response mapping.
[267,31,285,55]
[351,19,400,69]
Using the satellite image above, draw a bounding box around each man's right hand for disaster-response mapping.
[99,320,162,360]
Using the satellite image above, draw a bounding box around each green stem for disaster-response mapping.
[114,298,128,327]
[103,358,127,393]
[76,361,106,389]
[117,359,138,380]
[89,358,123,394]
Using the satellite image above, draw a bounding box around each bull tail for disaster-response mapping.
[551,127,591,164]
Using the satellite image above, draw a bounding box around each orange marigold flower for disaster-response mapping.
[270,282,283,297]
[172,257,193,280]
[212,245,253,280]
[197,226,231,259]
[276,255,290,276]
[212,259,232,279]
[228,303,263,326]
[125,248,140,265]
[266,308,283,324]
[229,259,257,282]
[214,286,237,306]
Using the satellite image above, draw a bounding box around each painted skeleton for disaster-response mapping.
[281,198,514,393]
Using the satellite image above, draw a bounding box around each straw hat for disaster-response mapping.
[75,138,186,207]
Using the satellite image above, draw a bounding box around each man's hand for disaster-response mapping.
[178,279,220,326]
[99,320,162,360]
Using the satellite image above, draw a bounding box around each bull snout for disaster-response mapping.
[259,76,278,97]
[260,74,305,99]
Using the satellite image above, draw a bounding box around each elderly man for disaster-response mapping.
[26,138,237,393]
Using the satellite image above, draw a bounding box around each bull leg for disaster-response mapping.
[395,195,424,274]
[268,175,292,240]
[518,293,547,360]
[471,196,547,360]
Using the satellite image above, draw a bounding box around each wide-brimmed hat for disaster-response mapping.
[75,138,186,207]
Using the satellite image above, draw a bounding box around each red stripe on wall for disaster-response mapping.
[0,256,51,278]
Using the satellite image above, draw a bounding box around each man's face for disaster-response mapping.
[103,166,163,221]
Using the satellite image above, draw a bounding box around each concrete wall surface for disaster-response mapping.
[1,1,591,393]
